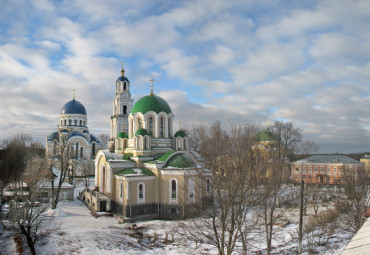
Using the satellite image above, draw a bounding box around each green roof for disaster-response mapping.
[164,153,197,169]
[156,151,176,162]
[255,128,277,142]
[135,128,149,136]
[117,132,128,139]
[115,168,154,176]
[174,130,187,138]
[131,94,172,114]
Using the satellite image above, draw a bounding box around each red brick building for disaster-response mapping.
[291,154,365,185]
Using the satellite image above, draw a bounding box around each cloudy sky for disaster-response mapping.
[1,0,370,153]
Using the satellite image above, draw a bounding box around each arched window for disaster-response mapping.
[183,139,186,150]
[123,82,127,90]
[149,117,153,136]
[138,118,142,129]
[188,178,195,203]
[160,117,164,137]
[92,143,96,156]
[80,147,83,158]
[60,120,63,126]
[143,137,147,150]
[168,118,172,137]
[123,105,127,114]
[101,166,106,193]
[170,179,177,203]
[64,119,66,126]
[138,183,145,203]
[74,119,77,125]
[206,178,211,192]
[119,182,123,201]
[137,136,142,150]
[69,119,72,125]
[80,120,82,126]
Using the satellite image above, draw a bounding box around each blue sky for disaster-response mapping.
[1,0,370,153]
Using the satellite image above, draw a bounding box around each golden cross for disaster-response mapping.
[179,121,182,130]
[149,78,155,95]
[121,61,124,69]
[73,89,75,99]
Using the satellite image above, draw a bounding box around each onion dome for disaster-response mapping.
[131,94,172,114]
[116,67,129,82]
[135,128,149,136]
[60,99,87,115]
[255,127,277,142]
[47,132,59,141]
[174,130,187,138]
[117,132,128,139]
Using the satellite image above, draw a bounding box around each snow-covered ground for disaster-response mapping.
[0,184,355,254]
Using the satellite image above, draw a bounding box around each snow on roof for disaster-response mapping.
[341,218,370,254]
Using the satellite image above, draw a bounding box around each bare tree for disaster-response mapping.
[99,133,109,149]
[9,157,58,255]
[49,138,79,209]
[258,120,302,255]
[179,121,261,255]
[299,140,320,155]
[335,169,369,233]
[0,134,37,202]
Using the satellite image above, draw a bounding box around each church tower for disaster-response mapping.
[110,65,133,139]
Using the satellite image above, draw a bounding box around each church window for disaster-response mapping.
[80,120,82,126]
[168,118,172,137]
[119,182,123,200]
[206,178,211,192]
[92,143,96,156]
[74,119,77,125]
[138,118,142,129]
[138,183,145,203]
[137,136,142,150]
[143,137,147,150]
[148,117,153,136]
[123,105,127,114]
[160,117,164,137]
[64,119,66,126]
[183,139,186,150]
[188,178,195,203]
[80,147,83,158]
[60,120,63,126]
[123,82,127,90]
[69,119,72,125]
[170,179,178,203]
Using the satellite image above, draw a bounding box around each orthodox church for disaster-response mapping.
[82,66,211,220]
[46,96,102,176]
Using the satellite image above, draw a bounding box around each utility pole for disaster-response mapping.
[298,180,304,253]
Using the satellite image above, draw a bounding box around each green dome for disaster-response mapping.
[131,94,172,114]
[117,132,128,139]
[255,128,277,142]
[174,130,187,138]
[164,153,197,169]
[135,128,149,136]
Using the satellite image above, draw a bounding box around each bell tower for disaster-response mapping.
[110,64,133,139]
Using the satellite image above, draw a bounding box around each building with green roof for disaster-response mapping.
[84,65,210,221]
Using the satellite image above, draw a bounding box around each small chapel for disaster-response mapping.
[82,66,211,220]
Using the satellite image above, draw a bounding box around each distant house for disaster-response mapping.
[360,155,370,177]
[291,154,365,185]
[39,178,74,202]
